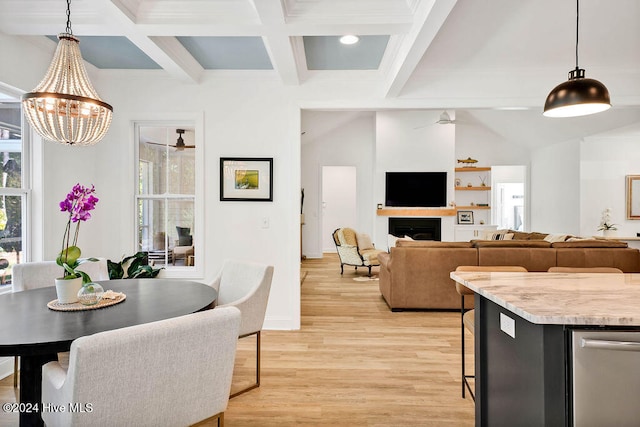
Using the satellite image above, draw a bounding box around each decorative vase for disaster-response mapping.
[77,282,104,306]
[602,229,617,238]
[55,276,83,304]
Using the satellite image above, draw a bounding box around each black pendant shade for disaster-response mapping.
[543,0,611,118]
[543,67,611,118]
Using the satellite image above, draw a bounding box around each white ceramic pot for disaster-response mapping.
[602,229,617,238]
[55,276,83,304]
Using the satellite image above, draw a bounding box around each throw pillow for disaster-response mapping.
[178,235,193,246]
[487,232,514,241]
[387,234,399,250]
[403,235,414,240]
[176,226,190,237]
[356,233,374,250]
[544,233,569,243]
[481,229,508,240]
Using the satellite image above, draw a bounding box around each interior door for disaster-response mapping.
[321,166,357,252]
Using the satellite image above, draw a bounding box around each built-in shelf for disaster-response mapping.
[455,167,491,172]
[377,208,457,217]
[456,205,490,210]
[455,186,491,191]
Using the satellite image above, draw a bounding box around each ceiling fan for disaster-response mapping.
[147,129,195,151]
[413,111,458,129]
[435,111,456,124]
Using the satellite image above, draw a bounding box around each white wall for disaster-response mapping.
[301,111,375,258]
[454,111,530,166]
[375,110,456,245]
[580,124,640,237]
[530,139,581,235]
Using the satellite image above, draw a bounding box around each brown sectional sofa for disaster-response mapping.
[378,238,640,311]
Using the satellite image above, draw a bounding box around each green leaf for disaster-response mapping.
[107,251,162,279]
[107,259,124,280]
[57,246,81,267]
[77,271,91,284]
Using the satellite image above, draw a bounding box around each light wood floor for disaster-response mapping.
[0,254,475,426]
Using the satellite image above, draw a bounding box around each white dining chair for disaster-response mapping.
[11,259,109,387]
[41,306,240,427]
[210,259,274,398]
[12,259,109,292]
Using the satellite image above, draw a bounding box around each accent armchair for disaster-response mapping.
[332,227,385,277]
[41,306,241,427]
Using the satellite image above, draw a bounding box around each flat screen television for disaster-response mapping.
[385,172,447,207]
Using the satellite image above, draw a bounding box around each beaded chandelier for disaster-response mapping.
[21,0,113,146]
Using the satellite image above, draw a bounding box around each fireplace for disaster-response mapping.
[388,218,441,241]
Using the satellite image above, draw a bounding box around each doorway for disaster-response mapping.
[491,166,527,231]
[321,166,357,252]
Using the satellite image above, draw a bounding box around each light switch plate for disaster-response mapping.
[500,313,516,338]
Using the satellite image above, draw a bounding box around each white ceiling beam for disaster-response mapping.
[382,0,458,98]
[250,0,300,85]
[101,0,203,83]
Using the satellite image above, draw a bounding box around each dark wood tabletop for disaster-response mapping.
[0,278,217,427]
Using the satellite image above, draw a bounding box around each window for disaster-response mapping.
[0,91,29,293]
[136,124,196,269]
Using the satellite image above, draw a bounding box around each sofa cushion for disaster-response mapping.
[556,248,640,272]
[473,240,551,248]
[551,240,628,248]
[478,247,556,272]
[360,248,384,266]
[396,240,474,248]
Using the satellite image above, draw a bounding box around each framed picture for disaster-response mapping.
[457,210,474,225]
[626,175,640,219]
[220,157,273,201]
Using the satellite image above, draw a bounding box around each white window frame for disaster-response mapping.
[0,84,31,295]
[133,117,204,279]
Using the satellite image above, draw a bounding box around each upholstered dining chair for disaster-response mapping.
[41,306,240,427]
[11,259,109,388]
[453,265,528,401]
[210,259,274,398]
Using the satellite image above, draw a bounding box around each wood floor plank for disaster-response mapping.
[0,253,475,426]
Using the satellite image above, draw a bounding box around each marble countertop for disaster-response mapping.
[450,271,640,326]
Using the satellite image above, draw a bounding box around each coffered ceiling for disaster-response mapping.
[0,0,455,95]
[2,0,640,148]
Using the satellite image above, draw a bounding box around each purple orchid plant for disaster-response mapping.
[57,184,100,283]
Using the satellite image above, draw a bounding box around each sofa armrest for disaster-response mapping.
[378,252,391,271]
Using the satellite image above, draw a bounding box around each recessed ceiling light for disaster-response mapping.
[340,35,359,45]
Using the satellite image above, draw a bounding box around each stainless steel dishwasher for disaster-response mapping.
[572,330,640,427]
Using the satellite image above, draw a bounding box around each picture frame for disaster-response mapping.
[626,175,640,219]
[457,210,474,225]
[220,157,273,201]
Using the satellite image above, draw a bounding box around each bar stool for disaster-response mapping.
[454,265,528,400]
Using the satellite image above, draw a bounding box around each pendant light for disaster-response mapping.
[543,0,610,118]
[21,0,113,145]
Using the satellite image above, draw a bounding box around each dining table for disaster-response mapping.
[0,278,217,427]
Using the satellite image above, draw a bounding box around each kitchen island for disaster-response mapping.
[450,271,640,427]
